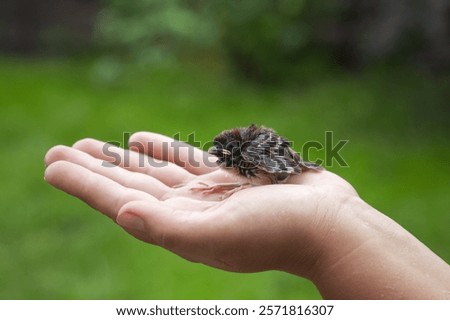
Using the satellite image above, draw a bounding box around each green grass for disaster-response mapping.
[0,57,448,299]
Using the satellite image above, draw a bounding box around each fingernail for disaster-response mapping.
[117,213,146,232]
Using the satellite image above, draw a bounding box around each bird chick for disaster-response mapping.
[191,124,321,197]
[209,124,321,184]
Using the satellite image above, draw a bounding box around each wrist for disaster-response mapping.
[278,192,393,292]
[307,197,450,299]
[309,196,384,287]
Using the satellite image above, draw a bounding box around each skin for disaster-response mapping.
[44,132,450,299]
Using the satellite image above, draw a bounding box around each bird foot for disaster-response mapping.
[190,182,252,198]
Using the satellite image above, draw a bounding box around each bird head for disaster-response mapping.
[208,127,246,167]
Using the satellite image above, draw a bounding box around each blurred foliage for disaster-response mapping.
[2,0,448,81]
[95,0,450,82]
[96,0,219,66]
[211,0,336,82]
[0,0,99,56]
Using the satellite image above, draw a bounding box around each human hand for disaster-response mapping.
[45,132,450,299]
[44,132,355,276]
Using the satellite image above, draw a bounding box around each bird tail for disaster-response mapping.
[300,161,323,171]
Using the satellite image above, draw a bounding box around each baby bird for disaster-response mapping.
[209,124,321,184]
[191,124,321,197]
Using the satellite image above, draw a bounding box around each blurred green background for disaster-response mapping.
[0,0,449,299]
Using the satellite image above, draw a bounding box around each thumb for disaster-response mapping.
[116,200,208,262]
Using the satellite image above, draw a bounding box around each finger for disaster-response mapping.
[72,138,195,186]
[118,199,274,272]
[129,131,218,175]
[45,161,156,220]
[45,145,171,199]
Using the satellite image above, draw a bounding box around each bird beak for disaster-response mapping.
[208,146,231,156]
[208,146,218,155]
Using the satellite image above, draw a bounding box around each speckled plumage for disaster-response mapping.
[208,124,321,184]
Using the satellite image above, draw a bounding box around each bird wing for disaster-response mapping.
[241,132,301,174]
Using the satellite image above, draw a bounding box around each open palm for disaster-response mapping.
[45,132,356,276]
